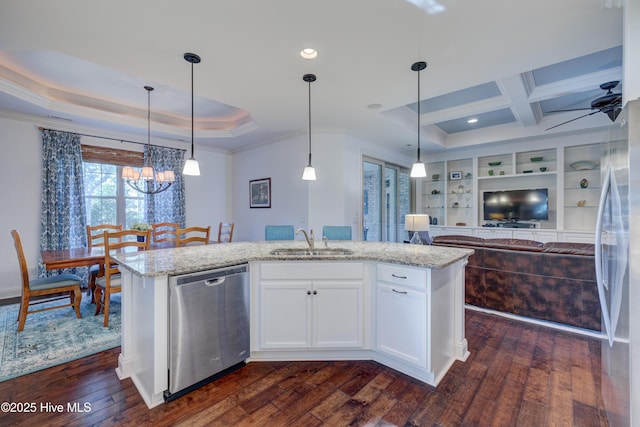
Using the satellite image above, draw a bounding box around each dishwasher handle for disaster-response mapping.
[204,277,225,286]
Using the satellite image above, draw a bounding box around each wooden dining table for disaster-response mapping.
[41,242,178,271]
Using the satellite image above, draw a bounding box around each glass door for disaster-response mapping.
[362,158,410,242]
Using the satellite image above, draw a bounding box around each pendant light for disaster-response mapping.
[302,73,317,181]
[182,52,201,176]
[410,61,427,178]
[122,86,175,194]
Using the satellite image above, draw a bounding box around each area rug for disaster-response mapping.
[0,295,121,382]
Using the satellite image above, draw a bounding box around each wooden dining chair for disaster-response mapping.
[94,229,150,327]
[217,222,234,243]
[176,226,211,246]
[11,230,83,332]
[86,224,122,302]
[152,222,179,244]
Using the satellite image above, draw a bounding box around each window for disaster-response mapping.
[83,163,146,228]
[362,157,411,242]
[81,145,146,228]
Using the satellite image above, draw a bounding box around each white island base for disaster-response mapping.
[112,242,471,409]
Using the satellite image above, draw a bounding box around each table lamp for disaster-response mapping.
[405,214,432,245]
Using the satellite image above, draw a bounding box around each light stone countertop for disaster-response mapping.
[112,240,474,278]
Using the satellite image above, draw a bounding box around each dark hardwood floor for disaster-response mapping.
[0,309,609,426]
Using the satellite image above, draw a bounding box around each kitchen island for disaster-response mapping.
[113,240,473,408]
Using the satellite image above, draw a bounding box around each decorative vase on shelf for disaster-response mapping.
[580,178,589,188]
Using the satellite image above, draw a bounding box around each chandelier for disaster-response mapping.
[122,86,175,194]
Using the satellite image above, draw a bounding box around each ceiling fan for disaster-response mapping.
[545,81,623,130]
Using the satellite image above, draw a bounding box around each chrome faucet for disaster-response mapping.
[296,228,314,251]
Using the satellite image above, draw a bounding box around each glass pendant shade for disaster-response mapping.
[183,158,201,176]
[410,161,427,178]
[302,165,316,180]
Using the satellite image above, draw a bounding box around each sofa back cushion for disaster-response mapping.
[483,238,544,252]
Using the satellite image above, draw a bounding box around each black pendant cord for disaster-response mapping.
[190,60,195,159]
[145,86,153,168]
[416,67,421,162]
[308,78,312,166]
[303,73,316,166]
[411,61,427,163]
[184,52,201,160]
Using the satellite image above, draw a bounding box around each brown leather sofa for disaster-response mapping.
[432,235,599,331]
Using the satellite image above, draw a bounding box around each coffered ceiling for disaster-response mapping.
[0,0,624,155]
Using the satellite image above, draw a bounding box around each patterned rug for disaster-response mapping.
[0,295,121,382]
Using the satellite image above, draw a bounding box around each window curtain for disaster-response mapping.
[38,129,88,282]
[145,145,186,227]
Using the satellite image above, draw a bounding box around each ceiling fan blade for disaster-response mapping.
[545,110,600,131]
[546,108,594,113]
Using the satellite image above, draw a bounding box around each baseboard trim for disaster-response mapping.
[465,305,605,339]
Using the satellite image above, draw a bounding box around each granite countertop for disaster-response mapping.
[112,240,474,278]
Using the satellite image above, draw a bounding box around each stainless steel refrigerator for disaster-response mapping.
[596,99,640,426]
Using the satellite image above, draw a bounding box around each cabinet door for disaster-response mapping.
[512,230,557,242]
[376,282,427,367]
[474,228,512,239]
[259,282,311,348]
[313,281,364,348]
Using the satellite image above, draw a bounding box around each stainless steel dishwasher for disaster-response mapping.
[165,264,249,401]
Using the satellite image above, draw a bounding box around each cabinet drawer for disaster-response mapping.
[260,262,363,280]
[376,263,427,289]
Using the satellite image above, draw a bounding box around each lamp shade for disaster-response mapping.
[183,158,200,176]
[302,165,316,181]
[405,214,430,232]
[410,161,427,178]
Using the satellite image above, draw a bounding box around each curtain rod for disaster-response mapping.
[38,127,187,152]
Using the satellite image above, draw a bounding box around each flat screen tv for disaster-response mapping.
[483,188,549,221]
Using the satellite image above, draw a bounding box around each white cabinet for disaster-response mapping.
[376,268,427,367]
[260,281,312,348]
[258,262,365,350]
[512,229,557,242]
[313,281,364,347]
[473,228,512,239]
[559,231,595,244]
[374,262,462,383]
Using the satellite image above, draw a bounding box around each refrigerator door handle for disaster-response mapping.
[595,165,613,346]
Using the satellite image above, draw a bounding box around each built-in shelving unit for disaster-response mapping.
[415,142,601,243]
[446,158,473,227]
[423,162,445,226]
[563,143,602,232]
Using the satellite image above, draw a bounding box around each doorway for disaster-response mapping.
[362,158,410,242]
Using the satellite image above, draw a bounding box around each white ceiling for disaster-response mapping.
[0,0,624,155]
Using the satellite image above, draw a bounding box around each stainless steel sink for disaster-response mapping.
[270,248,353,256]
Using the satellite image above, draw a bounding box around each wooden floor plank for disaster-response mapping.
[0,310,611,427]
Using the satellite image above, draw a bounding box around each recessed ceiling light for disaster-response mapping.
[467,118,478,124]
[367,103,382,110]
[300,48,318,59]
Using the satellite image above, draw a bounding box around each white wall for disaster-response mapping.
[0,115,230,298]
[0,118,42,299]
[231,135,309,241]
[231,130,415,242]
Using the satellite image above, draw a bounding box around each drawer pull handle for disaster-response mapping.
[392,288,408,294]
[391,274,407,279]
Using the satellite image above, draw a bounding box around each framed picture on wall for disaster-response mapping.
[449,171,462,180]
[250,178,271,208]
